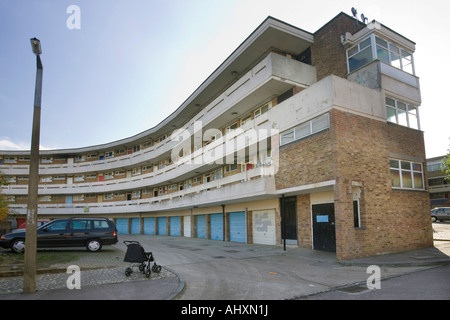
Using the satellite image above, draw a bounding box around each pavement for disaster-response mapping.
[1,234,449,300]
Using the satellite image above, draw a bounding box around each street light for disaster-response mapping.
[23,37,43,294]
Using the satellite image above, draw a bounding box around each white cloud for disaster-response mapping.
[0,138,53,151]
[0,138,29,151]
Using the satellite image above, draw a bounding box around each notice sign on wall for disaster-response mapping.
[316,215,329,223]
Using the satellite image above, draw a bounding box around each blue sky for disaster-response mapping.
[0,0,448,158]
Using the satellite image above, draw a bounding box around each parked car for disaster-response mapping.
[0,217,118,253]
[12,220,50,233]
[431,207,450,222]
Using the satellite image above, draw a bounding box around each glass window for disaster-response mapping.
[389,159,399,168]
[93,220,109,229]
[386,97,420,130]
[47,220,68,231]
[280,114,330,146]
[312,114,330,133]
[280,129,294,145]
[71,220,89,230]
[401,50,414,74]
[391,169,401,188]
[386,106,396,123]
[401,170,413,188]
[294,122,310,140]
[390,159,424,190]
[413,173,424,189]
[349,47,373,72]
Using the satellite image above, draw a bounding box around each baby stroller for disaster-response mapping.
[123,240,162,278]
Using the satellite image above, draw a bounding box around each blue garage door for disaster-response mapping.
[143,217,156,235]
[210,213,223,241]
[229,211,246,243]
[116,218,129,234]
[196,215,206,239]
[130,218,140,234]
[158,217,167,236]
[170,216,181,236]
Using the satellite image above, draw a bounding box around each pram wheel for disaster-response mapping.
[125,267,132,277]
[152,264,162,273]
[145,268,151,278]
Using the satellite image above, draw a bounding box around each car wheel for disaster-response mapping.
[11,239,25,254]
[432,216,437,222]
[86,239,102,252]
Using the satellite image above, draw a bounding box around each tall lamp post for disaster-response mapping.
[23,38,43,294]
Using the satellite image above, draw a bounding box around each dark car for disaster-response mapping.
[0,217,118,253]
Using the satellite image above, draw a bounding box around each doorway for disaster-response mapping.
[312,203,336,252]
[281,196,297,245]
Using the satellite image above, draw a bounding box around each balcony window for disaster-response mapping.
[347,35,415,75]
[347,37,373,73]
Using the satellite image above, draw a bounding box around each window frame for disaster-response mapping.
[347,34,415,75]
[390,159,425,190]
[386,97,420,130]
[280,113,330,146]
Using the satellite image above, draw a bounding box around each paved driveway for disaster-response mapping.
[115,235,432,300]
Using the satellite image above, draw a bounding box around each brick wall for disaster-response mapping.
[275,108,432,260]
[332,109,432,260]
[311,13,365,81]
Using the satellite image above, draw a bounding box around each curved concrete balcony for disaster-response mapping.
[0,52,316,177]
[7,170,276,216]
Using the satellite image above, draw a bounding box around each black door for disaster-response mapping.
[312,203,336,252]
[281,196,297,244]
[67,219,91,246]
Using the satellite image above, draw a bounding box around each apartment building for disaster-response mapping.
[0,12,433,260]
[427,156,450,208]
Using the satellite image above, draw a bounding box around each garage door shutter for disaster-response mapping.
[196,215,206,239]
[170,216,181,236]
[210,213,223,240]
[116,218,128,234]
[130,218,141,235]
[158,217,167,235]
[229,211,246,243]
[143,217,155,235]
[252,209,276,245]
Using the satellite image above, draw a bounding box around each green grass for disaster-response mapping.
[0,251,79,273]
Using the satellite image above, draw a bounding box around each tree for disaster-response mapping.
[0,172,9,221]
[442,139,450,180]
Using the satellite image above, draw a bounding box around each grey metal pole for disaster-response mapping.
[23,41,43,294]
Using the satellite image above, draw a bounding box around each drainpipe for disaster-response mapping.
[282,194,286,251]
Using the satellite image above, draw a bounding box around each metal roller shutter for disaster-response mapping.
[130,218,141,235]
[158,217,167,236]
[170,216,181,236]
[252,209,276,245]
[229,211,247,243]
[116,218,128,234]
[196,215,206,239]
[210,213,223,240]
[143,217,155,235]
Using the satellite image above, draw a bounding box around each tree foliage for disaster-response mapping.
[442,139,450,180]
[0,172,9,221]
